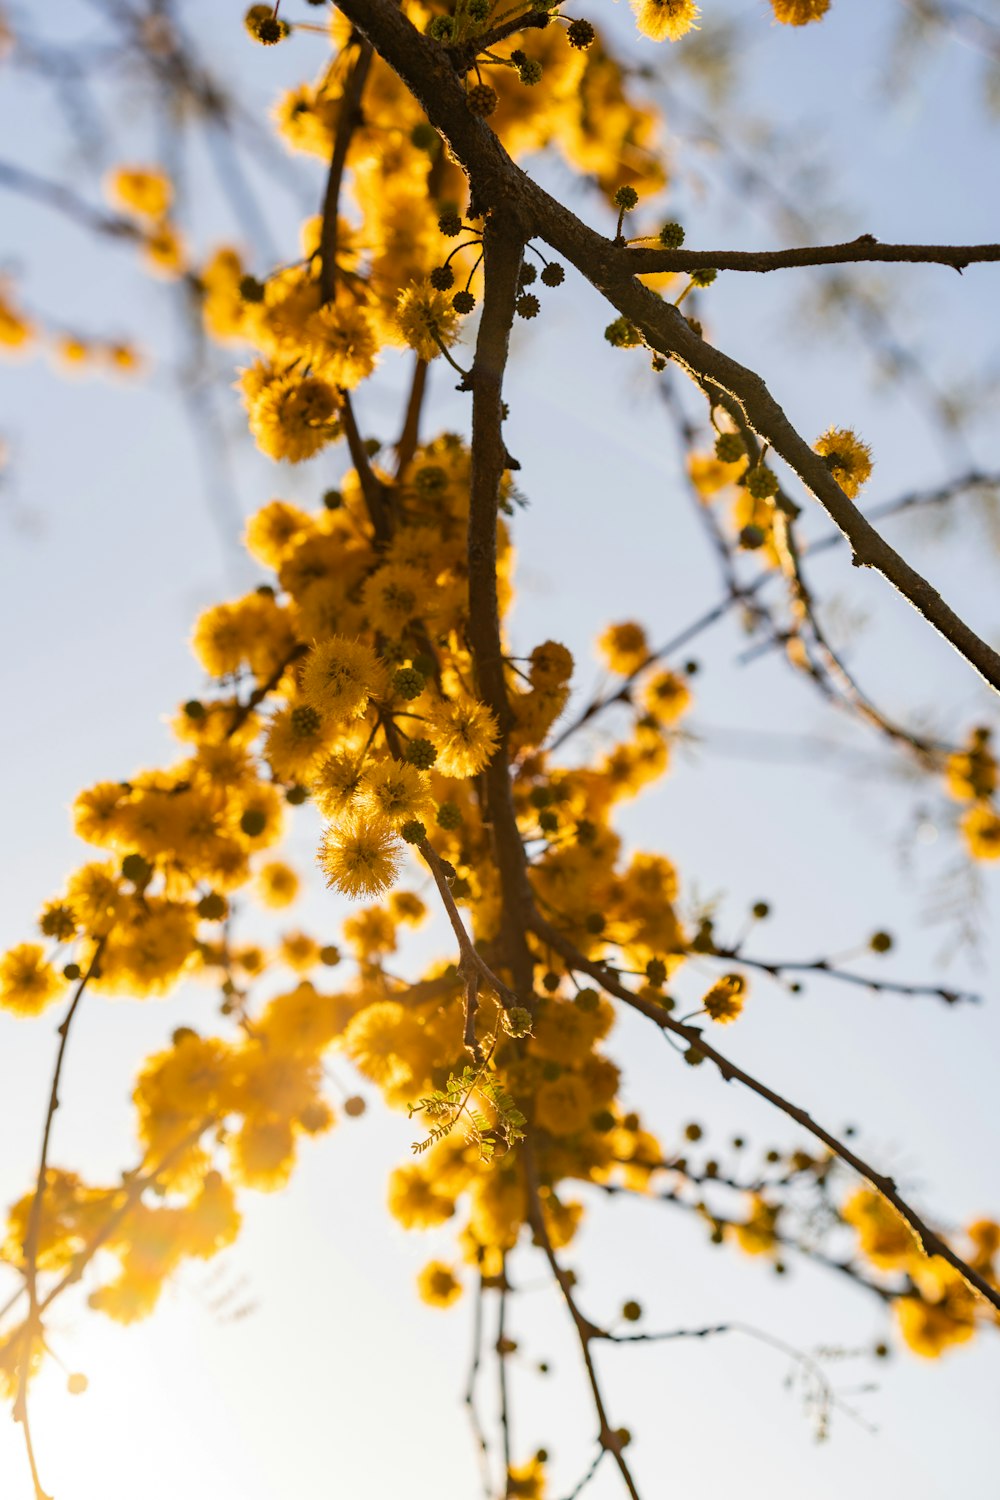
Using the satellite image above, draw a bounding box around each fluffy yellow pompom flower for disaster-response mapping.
[960,803,1000,861]
[230,1118,296,1192]
[702,972,745,1023]
[106,166,172,220]
[256,860,301,909]
[244,499,313,570]
[529,640,574,691]
[360,563,427,636]
[387,1164,455,1228]
[0,943,66,1016]
[0,286,36,351]
[630,0,701,42]
[729,1196,779,1256]
[310,751,367,819]
[842,1188,916,1269]
[814,426,873,498]
[771,0,831,24]
[318,816,402,899]
[303,299,378,389]
[427,696,500,778]
[417,1260,463,1308]
[507,1455,547,1499]
[395,281,461,362]
[361,758,433,826]
[240,363,340,463]
[300,636,386,723]
[642,669,691,724]
[598,621,649,675]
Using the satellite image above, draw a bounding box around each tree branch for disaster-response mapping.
[529,906,1000,1318]
[626,236,1000,276]
[335,0,1000,696]
[466,212,536,999]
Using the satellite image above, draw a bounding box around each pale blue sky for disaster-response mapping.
[1,3,999,1497]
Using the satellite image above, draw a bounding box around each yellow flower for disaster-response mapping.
[310,750,368,819]
[641,669,691,724]
[387,1164,455,1229]
[729,1196,779,1256]
[529,641,574,691]
[240,363,340,463]
[507,1455,547,1499]
[894,1264,978,1359]
[960,803,1000,861]
[361,758,433,826]
[814,426,873,499]
[65,862,122,935]
[303,298,378,389]
[72,781,131,848]
[180,1174,241,1259]
[106,166,173,220]
[598,621,649,675]
[427,696,500,778]
[535,1075,593,1137]
[344,1000,418,1086]
[264,704,332,783]
[395,281,460,362]
[630,0,701,42]
[279,931,321,973]
[318,816,402,899]
[230,1118,296,1191]
[244,499,314,569]
[300,636,386,723]
[96,899,199,997]
[842,1188,917,1269]
[417,1260,463,1307]
[390,890,427,927]
[771,0,831,23]
[0,943,65,1016]
[688,451,746,498]
[361,562,428,635]
[258,982,353,1054]
[945,729,996,802]
[703,972,745,1024]
[255,860,301,909]
[0,286,35,351]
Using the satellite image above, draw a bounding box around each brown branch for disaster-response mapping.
[706,947,977,1006]
[529,907,1000,1318]
[394,356,429,478]
[523,1143,642,1500]
[497,1275,513,1495]
[445,10,550,73]
[13,938,106,1499]
[318,38,373,303]
[679,382,955,765]
[335,0,1000,697]
[340,390,392,545]
[626,236,1000,277]
[227,642,307,740]
[464,1276,492,1498]
[466,213,536,1000]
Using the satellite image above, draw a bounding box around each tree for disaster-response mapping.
[1,1,1000,1496]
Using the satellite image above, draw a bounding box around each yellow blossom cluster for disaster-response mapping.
[946,727,1000,861]
[1,4,995,1459]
